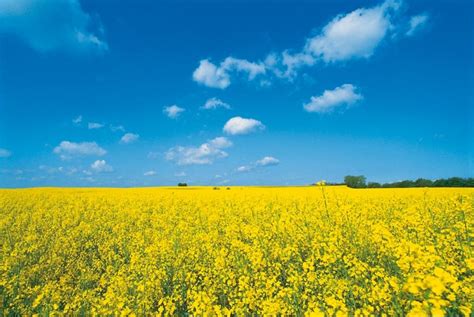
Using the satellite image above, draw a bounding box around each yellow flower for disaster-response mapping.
[0,186,472,315]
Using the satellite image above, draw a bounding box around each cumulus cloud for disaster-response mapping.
[88,122,104,129]
[0,148,12,158]
[193,57,265,89]
[223,116,265,135]
[303,84,363,113]
[193,60,230,89]
[53,141,106,160]
[166,137,232,165]
[192,0,415,85]
[120,133,139,144]
[144,170,157,176]
[406,13,429,36]
[305,0,400,63]
[90,160,113,173]
[0,0,108,53]
[202,97,231,110]
[163,105,185,119]
[237,156,280,173]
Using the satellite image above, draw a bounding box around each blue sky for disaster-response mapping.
[0,0,472,187]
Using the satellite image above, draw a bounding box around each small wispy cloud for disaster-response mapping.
[147,151,161,159]
[237,165,254,173]
[303,84,363,113]
[88,122,104,129]
[110,124,125,132]
[120,133,140,144]
[406,13,429,36]
[39,165,78,175]
[256,156,280,167]
[0,148,12,158]
[201,97,231,110]
[72,115,82,124]
[163,105,185,119]
[144,170,157,176]
[237,156,280,173]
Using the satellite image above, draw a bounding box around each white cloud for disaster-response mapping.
[256,156,280,167]
[0,148,12,158]
[237,156,280,173]
[209,136,232,148]
[193,0,410,84]
[88,122,104,129]
[0,0,108,53]
[163,105,185,119]
[120,133,139,144]
[144,170,157,176]
[223,116,265,135]
[202,97,231,110]
[90,160,113,173]
[53,141,106,160]
[147,151,161,159]
[305,1,400,63]
[166,137,232,165]
[223,57,266,80]
[265,51,315,80]
[110,124,125,132]
[81,176,95,182]
[192,57,265,89]
[193,59,230,89]
[39,165,77,175]
[175,171,186,177]
[73,115,82,124]
[406,13,429,36]
[237,165,254,173]
[303,84,363,113]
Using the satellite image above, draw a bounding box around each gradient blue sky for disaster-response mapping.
[0,0,472,187]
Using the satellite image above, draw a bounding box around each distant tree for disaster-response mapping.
[414,178,433,187]
[177,183,188,187]
[433,179,447,187]
[398,180,416,188]
[446,177,466,187]
[344,175,367,188]
[466,178,474,187]
[377,177,473,188]
[367,182,381,188]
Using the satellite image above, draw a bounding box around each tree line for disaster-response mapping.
[342,175,474,188]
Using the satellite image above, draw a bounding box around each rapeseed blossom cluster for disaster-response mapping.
[0,186,473,315]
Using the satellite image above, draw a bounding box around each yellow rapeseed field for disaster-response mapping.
[0,185,473,316]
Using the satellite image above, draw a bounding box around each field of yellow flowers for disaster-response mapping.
[0,186,473,316]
